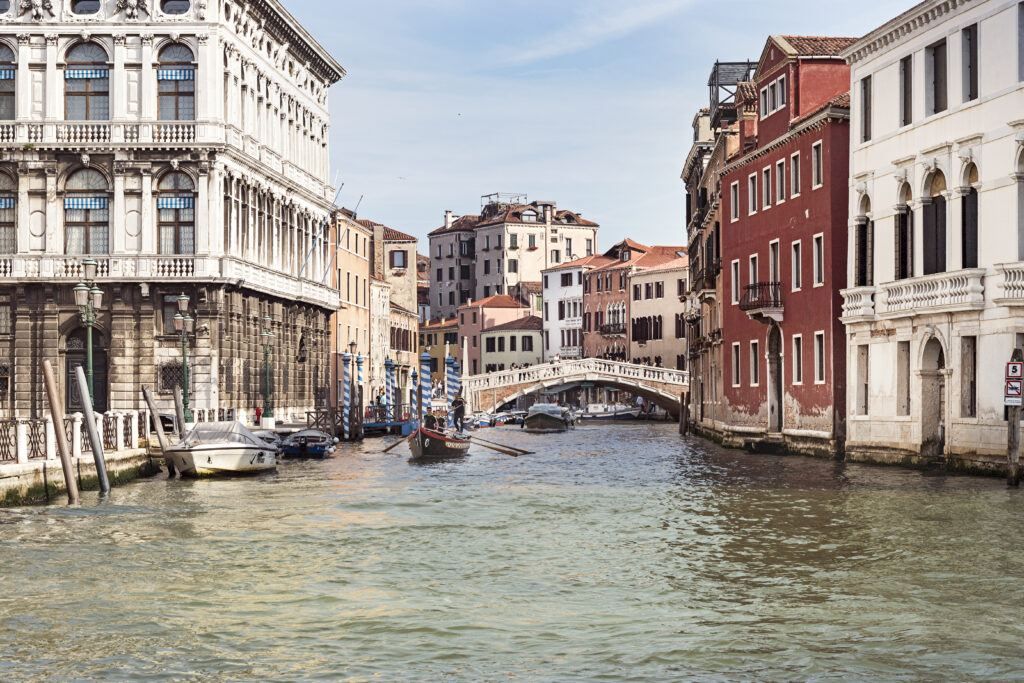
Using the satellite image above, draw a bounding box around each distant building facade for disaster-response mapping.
[541,257,596,361]
[457,294,530,375]
[329,209,371,408]
[628,257,688,368]
[480,316,543,372]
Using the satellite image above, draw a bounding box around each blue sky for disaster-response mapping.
[285,0,909,250]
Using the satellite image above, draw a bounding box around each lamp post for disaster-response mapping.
[73,258,103,407]
[262,315,275,428]
[173,292,194,424]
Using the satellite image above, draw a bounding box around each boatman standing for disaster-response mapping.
[451,393,467,433]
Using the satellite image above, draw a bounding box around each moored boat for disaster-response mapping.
[407,426,471,461]
[281,429,337,458]
[522,403,573,433]
[164,421,278,477]
[579,403,641,420]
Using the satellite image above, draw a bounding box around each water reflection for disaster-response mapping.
[0,423,1022,681]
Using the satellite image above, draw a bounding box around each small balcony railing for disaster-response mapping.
[739,281,783,322]
[599,322,626,336]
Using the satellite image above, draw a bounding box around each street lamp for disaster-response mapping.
[74,258,103,406]
[174,292,194,424]
[262,315,275,427]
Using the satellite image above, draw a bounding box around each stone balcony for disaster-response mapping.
[0,254,339,309]
[841,269,987,322]
[993,263,1024,306]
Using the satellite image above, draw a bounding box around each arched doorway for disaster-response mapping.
[767,324,783,433]
[66,327,107,413]
[920,337,945,458]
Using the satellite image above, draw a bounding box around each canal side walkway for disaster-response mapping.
[0,410,160,506]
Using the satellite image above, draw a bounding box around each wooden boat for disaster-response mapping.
[407,426,471,460]
[579,403,642,420]
[164,421,278,477]
[522,404,572,433]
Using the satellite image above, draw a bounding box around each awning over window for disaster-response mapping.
[0,198,14,209]
[157,69,194,81]
[64,69,109,79]
[0,69,14,80]
[157,196,194,209]
[64,197,108,210]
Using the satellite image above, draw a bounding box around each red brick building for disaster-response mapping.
[582,240,684,360]
[719,35,854,455]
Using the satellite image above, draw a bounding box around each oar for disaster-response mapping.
[468,438,524,457]
[469,434,531,455]
[382,437,408,454]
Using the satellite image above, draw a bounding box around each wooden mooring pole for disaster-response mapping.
[679,391,689,436]
[41,360,79,504]
[1009,350,1023,487]
[75,365,110,495]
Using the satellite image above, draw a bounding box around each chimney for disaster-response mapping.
[444,210,453,229]
[544,205,552,224]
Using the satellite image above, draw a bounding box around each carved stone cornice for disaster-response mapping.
[16,33,31,45]
[44,33,58,46]
[113,34,127,46]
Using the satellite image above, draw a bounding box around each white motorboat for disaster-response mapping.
[164,421,278,477]
[579,403,642,420]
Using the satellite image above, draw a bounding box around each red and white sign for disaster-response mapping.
[1006,379,1023,406]
[1007,362,1023,379]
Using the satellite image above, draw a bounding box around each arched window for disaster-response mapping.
[65,43,109,121]
[0,2,11,14]
[923,171,947,275]
[157,172,195,254]
[64,169,109,255]
[71,0,100,14]
[157,43,195,121]
[854,195,873,287]
[161,0,191,13]
[961,163,979,269]
[0,173,14,253]
[895,183,913,280]
[0,45,13,121]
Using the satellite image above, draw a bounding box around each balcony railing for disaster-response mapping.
[599,322,626,336]
[739,281,783,311]
[840,286,876,320]
[880,269,985,316]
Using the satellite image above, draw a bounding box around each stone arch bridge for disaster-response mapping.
[461,359,689,417]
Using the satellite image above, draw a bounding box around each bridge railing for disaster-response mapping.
[461,358,689,394]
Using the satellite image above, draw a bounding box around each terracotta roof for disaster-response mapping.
[737,81,757,104]
[390,300,417,315]
[457,294,526,310]
[591,242,684,273]
[356,219,416,242]
[636,256,689,273]
[421,317,458,330]
[476,202,599,228]
[793,90,851,125]
[778,35,859,57]
[429,214,480,236]
[514,280,542,293]
[483,315,543,333]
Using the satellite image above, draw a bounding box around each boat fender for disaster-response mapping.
[423,438,430,448]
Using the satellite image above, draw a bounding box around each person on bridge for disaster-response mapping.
[451,393,467,432]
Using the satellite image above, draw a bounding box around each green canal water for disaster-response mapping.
[2,422,1023,681]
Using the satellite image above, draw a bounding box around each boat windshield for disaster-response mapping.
[177,421,265,448]
[529,404,564,416]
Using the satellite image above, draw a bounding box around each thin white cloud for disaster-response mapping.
[503,0,694,65]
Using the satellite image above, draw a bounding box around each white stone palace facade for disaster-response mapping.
[0,0,344,421]
[840,0,1024,472]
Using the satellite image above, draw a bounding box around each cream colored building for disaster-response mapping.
[330,209,371,407]
[628,257,688,368]
[840,0,1024,473]
[480,316,542,372]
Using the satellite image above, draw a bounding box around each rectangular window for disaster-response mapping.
[633,284,641,301]
[777,74,786,106]
[928,39,947,114]
[769,240,780,282]
[900,55,913,126]
[750,341,760,386]
[586,238,593,255]
[448,291,455,305]
[731,260,740,304]
[897,340,911,416]
[389,250,407,268]
[768,81,777,111]
[561,272,572,287]
[448,267,454,280]
[762,168,771,209]
[748,174,757,215]
[730,181,740,221]
[811,141,823,188]
[483,259,491,275]
[436,268,442,282]
[551,250,560,263]
[775,161,785,203]
[792,335,803,384]
[896,208,914,279]
[791,241,802,291]
[655,281,664,298]
[523,335,533,352]
[558,301,565,320]
[759,88,768,117]
[813,234,824,285]
[961,336,977,417]
[749,254,758,286]
[790,153,801,197]
[644,283,653,299]
[528,234,536,248]
[566,238,573,256]
[498,336,505,352]
[732,342,741,387]
[814,331,825,383]
[860,75,872,142]
[857,345,869,415]
[460,264,470,279]
[510,335,517,352]
[1020,3,1024,82]
[962,24,979,102]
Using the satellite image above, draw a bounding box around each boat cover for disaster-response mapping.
[529,404,565,416]
[176,421,266,448]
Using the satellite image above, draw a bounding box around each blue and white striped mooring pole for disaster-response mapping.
[356,354,364,423]
[342,353,351,441]
[445,356,457,429]
[420,352,431,425]
[385,358,395,422]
